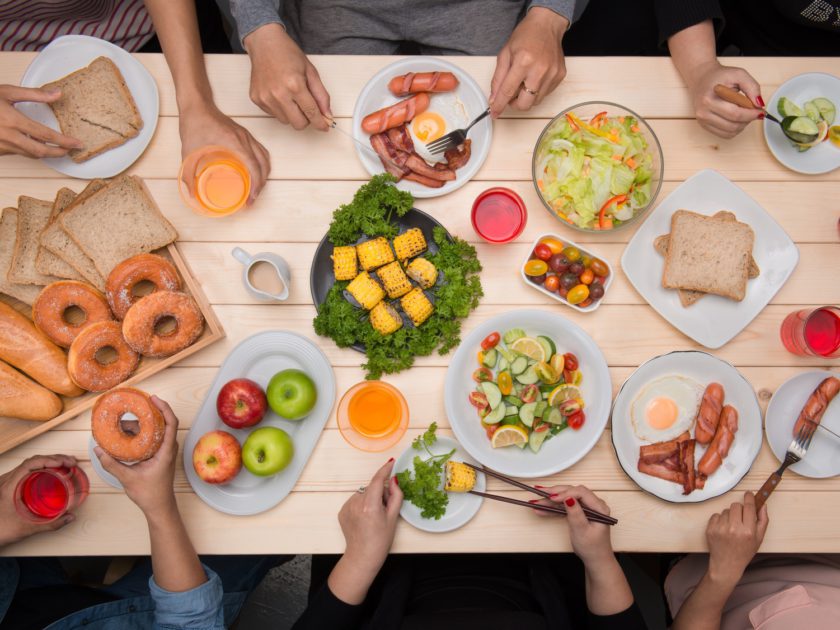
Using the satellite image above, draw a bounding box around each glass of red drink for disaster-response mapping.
[14,466,89,523]
[471,187,527,244]
[780,306,840,358]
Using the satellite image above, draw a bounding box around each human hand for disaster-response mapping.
[179,102,270,203]
[244,24,331,131]
[706,491,768,587]
[0,454,79,547]
[94,396,179,517]
[489,7,569,117]
[0,85,81,158]
[686,62,763,138]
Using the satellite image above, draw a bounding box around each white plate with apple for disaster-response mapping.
[184,331,336,516]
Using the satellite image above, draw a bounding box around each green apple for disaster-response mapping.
[267,369,317,420]
[242,427,294,476]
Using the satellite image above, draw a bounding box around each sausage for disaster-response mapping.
[695,383,724,445]
[697,405,738,477]
[388,72,459,96]
[0,359,62,420]
[792,376,840,438]
[361,94,430,135]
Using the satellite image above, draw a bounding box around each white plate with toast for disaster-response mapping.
[18,34,159,179]
[621,169,799,349]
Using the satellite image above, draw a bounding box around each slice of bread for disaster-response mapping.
[661,210,754,302]
[34,187,84,282]
[39,180,107,290]
[0,208,43,304]
[9,196,63,286]
[59,176,177,279]
[42,56,143,163]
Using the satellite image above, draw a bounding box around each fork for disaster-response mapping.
[755,423,815,510]
[426,107,491,155]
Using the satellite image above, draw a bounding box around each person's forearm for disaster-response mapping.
[672,570,736,630]
[326,551,382,606]
[146,499,206,593]
[668,20,718,82]
[583,553,635,616]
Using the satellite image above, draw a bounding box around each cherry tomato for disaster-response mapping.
[473,367,494,383]
[533,421,550,433]
[560,272,578,290]
[567,410,586,430]
[580,268,594,285]
[481,331,500,350]
[534,243,552,261]
[544,275,560,292]
[520,384,539,403]
[534,361,560,384]
[569,262,584,276]
[469,391,489,410]
[567,284,590,305]
[562,246,581,262]
[580,255,592,268]
[524,259,548,276]
[589,283,605,300]
[591,258,609,277]
[498,370,513,395]
[594,275,607,285]
[579,298,593,308]
[528,273,547,285]
[563,369,574,384]
[558,286,569,298]
[550,353,565,375]
[549,254,570,273]
[485,423,498,439]
[477,351,485,365]
[563,353,579,371]
[539,237,565,255]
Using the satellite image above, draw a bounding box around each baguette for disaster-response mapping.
[0,359,62,421]
[0,301,82,397]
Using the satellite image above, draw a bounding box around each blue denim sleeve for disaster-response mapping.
[149,566,225,630]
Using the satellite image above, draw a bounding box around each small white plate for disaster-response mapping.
[764,72,840,175]
[394,436,484,533]
[444,309,611,478]
[88,436,124,490]
[183,331,336,516]
[611,351,762,503]
[621,169,799,349]
[765,371,840,478]
[18,34,159,179]
[351,57,492,198]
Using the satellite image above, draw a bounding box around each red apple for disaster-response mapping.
[192,430,242,484]
[217,378,267,429]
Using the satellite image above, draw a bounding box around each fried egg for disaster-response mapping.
[630,375,702,442]
[408,93,468,165]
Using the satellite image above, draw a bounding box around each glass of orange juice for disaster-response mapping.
[337,381,409,451]
[179,145,251,217]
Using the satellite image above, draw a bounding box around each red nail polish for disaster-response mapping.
[528,499,540,504]
[756,95,765,108]
[534,484,545,489]
[392,475,398,484]
[550,493,561,500]
[758,112,765,120]
[565,497,575,507]
[387,457,394,463]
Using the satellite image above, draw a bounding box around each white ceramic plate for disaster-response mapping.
[18,34,159,179]
[611,351,762,503]
[183,331,336,516]
[88,436,124,490]
[764,72,840,175]
[765,371,840,478]
[444,309,611,478]
[621,169,799,349]
[351,57,492,198]
[394,436,484,533]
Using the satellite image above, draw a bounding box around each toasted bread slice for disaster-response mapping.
[59,176,177,279]
[42,56,142,163]
[34,187,84,282]
[0,208,42,305]
[662,210,754,302]
[8,196,63,286]
[39,180,107,290]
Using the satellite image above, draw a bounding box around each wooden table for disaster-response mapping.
[1,54,838,556]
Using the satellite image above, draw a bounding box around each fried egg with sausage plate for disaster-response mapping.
[407,93,468,165]
[630,375,703,442]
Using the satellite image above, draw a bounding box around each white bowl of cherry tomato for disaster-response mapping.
[520,234,613,313]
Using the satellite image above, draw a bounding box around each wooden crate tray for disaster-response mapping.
[0,243,224,454]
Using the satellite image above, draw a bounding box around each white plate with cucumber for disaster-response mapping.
[764,72,840,175]
[444,309,611,478]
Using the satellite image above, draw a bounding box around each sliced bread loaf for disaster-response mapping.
[0,208,43,305]
[8,196,63,286]
[34,187,84,282]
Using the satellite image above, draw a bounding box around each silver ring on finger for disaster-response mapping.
[357,486,366,494]
[523,85,539,96]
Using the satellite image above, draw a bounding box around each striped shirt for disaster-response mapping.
[0,0,154,52]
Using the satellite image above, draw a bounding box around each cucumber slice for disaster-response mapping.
[484,403,506,424]
[782,116,819,144]
[482,348,498,369]
[536,335,556,359]
[497,356,509,372]
[515,365,539,385]
[504,395,524,408]
[804,101,821,123]
[544,407,564,425]
[812,97,836,125]
[480,381,503,409]
[534,401,548,419]
[505,405,519,417]
[503,328,526,344]
[519,401,538,427]
[777,97,804,118]
[529,429,548,453]
[516,440,527,449]
[510,356,528,375]
[501,416,520,426]
[497,346,515,363]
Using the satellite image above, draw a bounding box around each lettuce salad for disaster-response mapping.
[534,111,655,230]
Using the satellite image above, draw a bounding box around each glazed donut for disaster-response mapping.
[106,253,181,319]
[92,387,164,462]
[33,281,114,348]
[68,321,139,391]
[122,291,204,358]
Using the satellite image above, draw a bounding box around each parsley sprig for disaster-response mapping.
[395,423,455,520]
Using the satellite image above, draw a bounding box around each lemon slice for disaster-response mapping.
[548,385,582,407]
[491,424,528,448]
[510,337,545,362]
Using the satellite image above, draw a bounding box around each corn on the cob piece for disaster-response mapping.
[445,461,476,492]
[346,272,385,310]
[405,257,438,289]
[376,261,412,299]
[400,287,434,326]
[393,228,427,261]
[356,237,394,271]
[331,246,358,281]
[370,301,403,335]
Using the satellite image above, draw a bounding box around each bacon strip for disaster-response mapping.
[679,439,696,495]
[404,172,445,188]
[638,460,686,484]
[445,139,472,170]
[405,155,456,181]
[369,133,410,179]
[386,126,414,154]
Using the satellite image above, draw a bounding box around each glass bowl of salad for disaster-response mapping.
[532,101,663,233]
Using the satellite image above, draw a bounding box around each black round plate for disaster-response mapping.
[310,207,449,353]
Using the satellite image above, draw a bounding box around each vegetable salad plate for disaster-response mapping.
[183,331,336,516]
[764,73,840,175]
[611,351,762,503]
[621,169,798,349]
[765,371,840,479]
[18,34,159,179]
[444,309,611,478]
[351,57,492,198]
